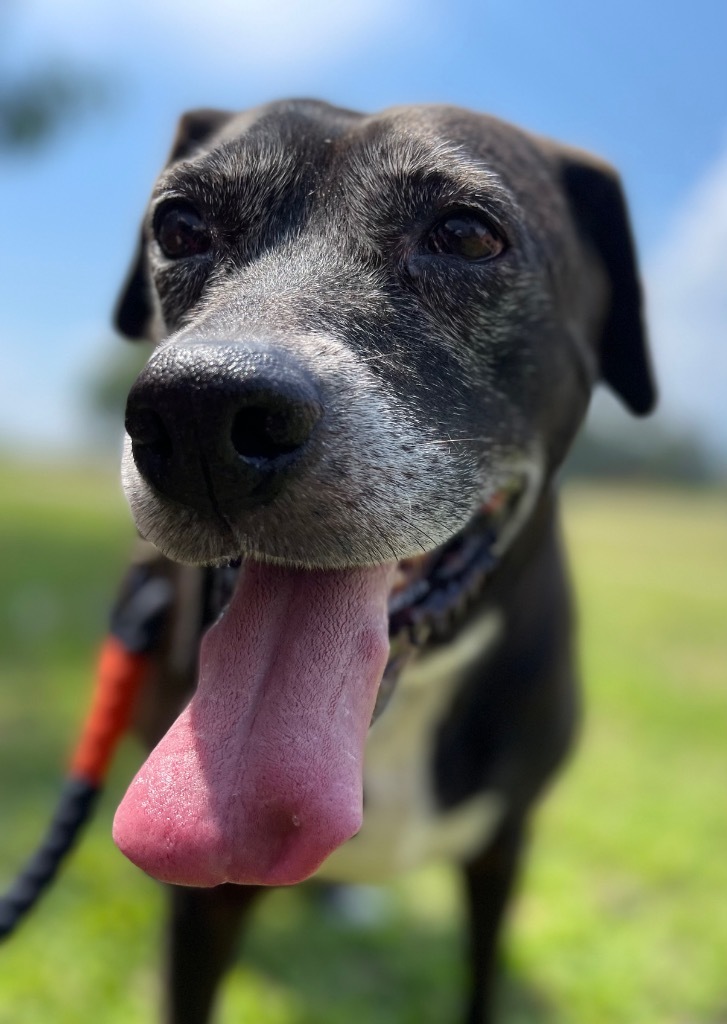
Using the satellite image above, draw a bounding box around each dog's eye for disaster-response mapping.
[425,213,505,261]
[154,203,211,259]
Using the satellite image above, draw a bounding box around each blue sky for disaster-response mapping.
[2,0,726,463]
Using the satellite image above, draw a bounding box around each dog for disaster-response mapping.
[111,99,655,1024]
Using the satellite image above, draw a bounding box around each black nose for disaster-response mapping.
[125,343,323,515]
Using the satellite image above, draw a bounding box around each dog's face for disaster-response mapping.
[118,99,654,571]
[112,101,654,890]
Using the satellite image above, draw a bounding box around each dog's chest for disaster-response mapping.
[318,610,504,883]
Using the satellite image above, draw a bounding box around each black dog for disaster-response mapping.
[112,99,655,1024]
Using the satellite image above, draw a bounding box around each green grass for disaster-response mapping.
[0,462,725,1023]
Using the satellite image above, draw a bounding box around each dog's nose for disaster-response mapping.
[125,343,323,515]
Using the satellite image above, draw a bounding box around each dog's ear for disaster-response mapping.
[114,108,234,342]
[558,151,656,415]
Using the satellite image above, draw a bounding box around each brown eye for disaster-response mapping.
[154,203,211,259]
[426,213,505,261]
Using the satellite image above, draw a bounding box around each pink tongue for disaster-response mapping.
[113,560,394,887]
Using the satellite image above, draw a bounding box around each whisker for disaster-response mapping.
[359,354,402,368]
[416,437,486,446]
[393,510,440,553]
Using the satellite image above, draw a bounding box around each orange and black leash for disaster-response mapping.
[0,567,172,941]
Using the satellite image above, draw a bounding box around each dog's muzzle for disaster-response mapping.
[125,341,323,516]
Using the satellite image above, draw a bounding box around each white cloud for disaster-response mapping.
[17,0,409,74]
[644,143,727,464]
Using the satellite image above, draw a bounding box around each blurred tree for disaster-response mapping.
[564,420,717,484]
[0,64,104,151]
[0,3,105,153]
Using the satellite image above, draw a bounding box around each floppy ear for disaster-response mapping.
[114,108,234,342]
[559,152,656,415]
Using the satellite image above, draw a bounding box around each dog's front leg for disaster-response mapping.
[462,819,527,1024]
[164,883,264,1024]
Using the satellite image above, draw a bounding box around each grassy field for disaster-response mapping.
[0,461,725,1023]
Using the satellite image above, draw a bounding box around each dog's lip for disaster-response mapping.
[214,474,528,617]
[386,474,527,635]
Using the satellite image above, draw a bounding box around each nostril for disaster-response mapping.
[231,399,321,463]
[232,407,289,461]
[124,349,323,511]
[126,406,173,459]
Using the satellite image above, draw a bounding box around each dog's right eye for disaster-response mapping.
[154,203,211,259]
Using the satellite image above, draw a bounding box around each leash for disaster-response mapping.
[0,565,172,942]
[0,499,505,942]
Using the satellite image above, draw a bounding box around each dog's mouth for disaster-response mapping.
[113,477,526,888]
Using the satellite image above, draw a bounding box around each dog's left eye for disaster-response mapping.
[154,203,212,259]
[425,213,505,261]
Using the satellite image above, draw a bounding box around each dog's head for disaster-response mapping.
[112,100,655,888]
